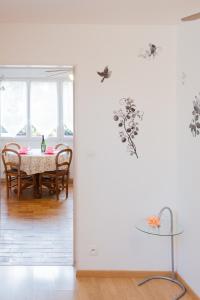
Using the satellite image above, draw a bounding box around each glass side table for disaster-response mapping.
[136,207,186,300]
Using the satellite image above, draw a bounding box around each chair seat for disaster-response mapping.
[42,169,68,176]
[8,168,29,176]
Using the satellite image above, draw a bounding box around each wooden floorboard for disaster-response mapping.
[0,185,198,299]
[0,266,197,300]
[0,183,73,266]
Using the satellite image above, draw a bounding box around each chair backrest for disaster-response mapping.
[4,143,21,151]
[1,148,21,175]
[55,143,69,150]
[56,148,73,172]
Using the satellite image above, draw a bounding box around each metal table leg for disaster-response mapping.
[138,207,187,300]
[138,275,186,300]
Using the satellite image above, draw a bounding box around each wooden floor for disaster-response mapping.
[0,187,197,299]
[0,266,196,300]
[0,183,73,266]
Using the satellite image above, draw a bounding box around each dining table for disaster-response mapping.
[7,148,67,198]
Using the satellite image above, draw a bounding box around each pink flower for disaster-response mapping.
[147,216,160,228]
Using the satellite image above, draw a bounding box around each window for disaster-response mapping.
[30,82,58,137]
[0,81,27,137]
[0,79,73,139]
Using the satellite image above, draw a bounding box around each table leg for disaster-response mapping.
[138,207,186,300]
[138,236,186,299]
[33,173,41,198]
[138,275,186,300]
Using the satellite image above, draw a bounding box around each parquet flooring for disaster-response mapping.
[0,266,197,300]
[0,183,73,266]
[0,187,197,299]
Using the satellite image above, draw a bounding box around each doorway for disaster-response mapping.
[0,65,74,266]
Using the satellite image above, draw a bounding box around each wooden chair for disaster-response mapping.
[40,148,72,200]
[55,143,69,150]
[54,144,70,195]
[4,143,21,150]
[1,148,35,200]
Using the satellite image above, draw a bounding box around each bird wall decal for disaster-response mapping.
[139,43,161,59]
[97,66,112,82]
[149,44,157,57]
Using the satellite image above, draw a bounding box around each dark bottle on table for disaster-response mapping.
[41,135,46,153]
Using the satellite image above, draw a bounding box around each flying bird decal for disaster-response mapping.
[97,66,112,82]
[139,43,161,59]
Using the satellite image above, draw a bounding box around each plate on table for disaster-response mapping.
[19,148,29,155]
[44,151,55,155]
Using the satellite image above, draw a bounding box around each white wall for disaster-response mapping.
[177,22,200,296]
[0,24,177,271]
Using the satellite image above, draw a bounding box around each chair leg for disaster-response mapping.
[62,175,64,190]
[56,177,59,200]
[66,173,69,199]
[17,177,21,200]
[6,176,9,199]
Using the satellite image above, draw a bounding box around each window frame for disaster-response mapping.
[0,77,73,143]
[62,79,74,137]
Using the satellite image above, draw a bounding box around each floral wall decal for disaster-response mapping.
[113,97,144,158]
[139,43,161,59]
[97,66,112,82]
[189,93,200,137]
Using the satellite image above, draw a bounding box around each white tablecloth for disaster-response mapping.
[7,148,67,175]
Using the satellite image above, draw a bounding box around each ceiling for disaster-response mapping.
[0,0,199,25]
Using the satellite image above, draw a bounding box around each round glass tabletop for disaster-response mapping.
[136,219,184,236]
